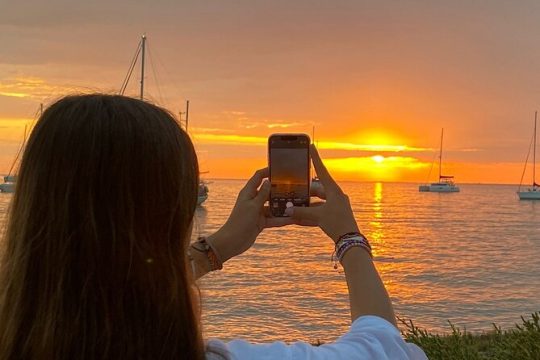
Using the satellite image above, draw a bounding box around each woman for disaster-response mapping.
[0,94,426,359]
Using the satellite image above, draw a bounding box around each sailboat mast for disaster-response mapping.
[139,35,146,100]
[534,111,537,186]
[439,128,444,180]
[185,100,190,132]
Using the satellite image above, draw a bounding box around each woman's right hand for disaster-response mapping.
[285,144,359,242]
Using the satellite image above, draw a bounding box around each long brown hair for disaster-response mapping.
[0,94,204,359]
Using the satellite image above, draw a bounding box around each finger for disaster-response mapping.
[264,216,295,228]
[239,168,269,199]
[262,203,322,216]
[284,205,322,224]
[254,180,270,206]
[310,145,340,194]
[292,218,319,226]
[262,207,316,227]
[262,206,295,227]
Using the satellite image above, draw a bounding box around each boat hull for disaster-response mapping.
[197,194,208,205]
[517,190,540,200]
[0,183,15,193]
[419,184,460,192]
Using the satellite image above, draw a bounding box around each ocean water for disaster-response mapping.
[0,181,538,344]
[195,180,540,343]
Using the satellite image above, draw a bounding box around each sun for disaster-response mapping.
[372,155,385,163]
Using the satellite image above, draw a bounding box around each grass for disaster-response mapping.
[400,312,540,359]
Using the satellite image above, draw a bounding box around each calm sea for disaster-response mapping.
[195,180,540,343]
[1,181,539,343]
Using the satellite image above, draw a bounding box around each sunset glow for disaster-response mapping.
[372,155,385,163]
[324,156,429,182]
[1,1,539,184]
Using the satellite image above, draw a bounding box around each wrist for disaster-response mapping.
[332,223,360,243]
[341,246,373,270]
[189,236,223,278]
[206,231,232,263]
[188,245,212,278]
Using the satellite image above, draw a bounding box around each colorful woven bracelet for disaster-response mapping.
[332,233,373,269]
[337,240,372,261]
[335,235,371,252]
[191,236,223,272]
[336,231,369,244]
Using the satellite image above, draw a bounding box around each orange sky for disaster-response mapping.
[1,1,540,184]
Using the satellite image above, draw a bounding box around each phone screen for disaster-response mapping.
[268,134,310,217]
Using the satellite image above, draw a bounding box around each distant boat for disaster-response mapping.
[517,111,540,200]
[0,124,30,193]
[419,128,460,193]
[0,176,16,193]
[197,181,209,205]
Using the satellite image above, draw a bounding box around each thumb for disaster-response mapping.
[254,180,270,205]
[285,205,321,225]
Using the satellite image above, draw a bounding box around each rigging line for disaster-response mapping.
[120,50,139,95]
[146,43,165,106]
[424,133,439,183]
[121,44,141,95]
[120,39,142,95]
[151,45,186,101]
[425,150,438,183]
[120,39,142,93]
[518,130,535,191]
[7,125,28,177]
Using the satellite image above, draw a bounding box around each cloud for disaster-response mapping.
[325,156,429,172]
[192,132,432,153]
[267,122,302,128]
[193,133,265,146]
[190,126,236,134]
[318,141,431,153]
[0,76,78,100]
[223,110,247,116]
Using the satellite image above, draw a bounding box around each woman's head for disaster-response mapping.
[0,94,204,359]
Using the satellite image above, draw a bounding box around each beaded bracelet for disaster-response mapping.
[332,232,372,269]
[336,238,372,259]
[335,233,371,250]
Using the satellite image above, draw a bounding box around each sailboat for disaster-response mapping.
[0,176,16,193]
[517,111,540,200]
[198,181,209,205]
[121,35,209,205]
[419,128,460,193]
[0,122,32,193]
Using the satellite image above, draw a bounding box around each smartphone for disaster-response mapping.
[268,133,311,217]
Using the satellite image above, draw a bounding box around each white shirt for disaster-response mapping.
[206,315,428,360]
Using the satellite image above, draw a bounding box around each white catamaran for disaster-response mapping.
[419,128,460,193]
[517,111,539,200]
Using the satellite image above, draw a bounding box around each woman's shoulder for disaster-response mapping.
[206,316,427,360]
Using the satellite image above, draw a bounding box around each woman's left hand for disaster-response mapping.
[206,168,292,263]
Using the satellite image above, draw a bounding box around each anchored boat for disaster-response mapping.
[419,128,460,193]
[517,111,540,200]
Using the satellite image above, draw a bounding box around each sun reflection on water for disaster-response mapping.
[368,182,385,256]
